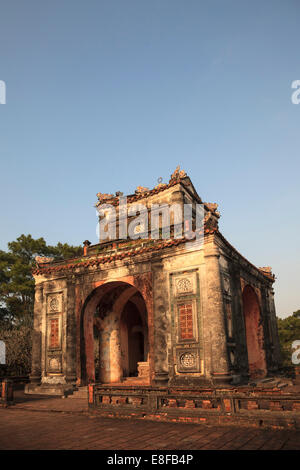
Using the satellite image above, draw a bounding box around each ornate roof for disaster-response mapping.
[95,166,191,207]
[31,166,274,283]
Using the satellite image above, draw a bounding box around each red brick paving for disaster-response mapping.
[1,391,300,450]
[0,407,300,450]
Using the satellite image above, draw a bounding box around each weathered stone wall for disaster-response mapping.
[218,235,281,382]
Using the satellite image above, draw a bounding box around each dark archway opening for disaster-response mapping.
[120,300,147,377]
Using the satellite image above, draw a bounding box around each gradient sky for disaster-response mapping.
[0,0,299,318]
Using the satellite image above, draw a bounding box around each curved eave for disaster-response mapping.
[216,231,275,283]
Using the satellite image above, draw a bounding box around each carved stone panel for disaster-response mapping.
[47,293,63,313]
[176,348,200,373]
[225,302,233,338]
[222,274,231,296]
[177,278,192,294]
[173,272,196,297]
[47,355,62,373]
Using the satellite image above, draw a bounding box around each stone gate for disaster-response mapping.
[25,168,281,396]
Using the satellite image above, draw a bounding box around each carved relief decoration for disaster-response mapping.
[135,186,149,194]
[48,356,61,373]
[176,348,200,373]
[173,273,195,297]
[225,302,233,338]
[169,165,187,182]
[176,278,192,294]
[96,192,114,203]
[50,297,59,312]
[47,293,63,313]
[180,352,196,368]
[222,275,231,296]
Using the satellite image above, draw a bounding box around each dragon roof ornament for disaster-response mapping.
[96,193,114,203]
[95,166,189,206]
[35,256,55,265]
[169,165,187,182]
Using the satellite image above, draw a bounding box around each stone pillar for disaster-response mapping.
[65,278,77,384]
[204,244,231,384]
[152,261,170,386]
[99,311,123,383]
[29,285,43,384]
[268,288,282,370]
[260,287,274,374]
[83,240,91,256]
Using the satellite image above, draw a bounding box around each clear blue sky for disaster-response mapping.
[0,0,299,318]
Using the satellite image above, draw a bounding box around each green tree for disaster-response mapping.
[277,310,300,376]
[0,234,82,323]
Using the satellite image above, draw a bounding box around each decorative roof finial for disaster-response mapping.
[169,166,187,182]
[135,186,149,194]
[96,192,114,203]
[83,240,91,256]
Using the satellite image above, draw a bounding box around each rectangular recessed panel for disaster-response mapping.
[179,303,194,340]
[50,318,59,348]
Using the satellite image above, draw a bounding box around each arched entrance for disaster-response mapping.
[242,285,267,379]
[81,281,149,385]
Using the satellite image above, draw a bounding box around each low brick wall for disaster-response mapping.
[88,384,300,429]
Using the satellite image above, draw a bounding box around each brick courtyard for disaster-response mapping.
[1,392,300,450]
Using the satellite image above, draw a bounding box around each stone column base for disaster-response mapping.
[168,376,213,387]
[65,375,77,384]
[25,382,75,397]
[29,373,41,384]
[153,372,169,386]
[211,372,233,385]
[230,374,244,385]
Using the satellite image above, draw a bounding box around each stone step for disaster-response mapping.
[121,377,150,386]
[260,378,275,383]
